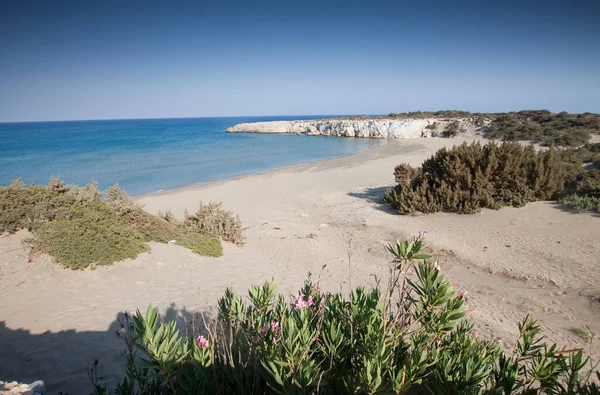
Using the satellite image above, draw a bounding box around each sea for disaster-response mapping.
[0,116,382,196]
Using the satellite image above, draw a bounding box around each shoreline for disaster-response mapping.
[134,138,397,199]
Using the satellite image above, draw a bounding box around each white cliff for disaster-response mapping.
[225,118,484,139]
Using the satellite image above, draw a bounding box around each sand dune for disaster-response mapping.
[1,137,599,393]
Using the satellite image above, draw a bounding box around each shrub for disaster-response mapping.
[1,178,238,268]
[559,195,600,213]
[0,177,98,233]
[481,110,600,147]
[98,235,599,394]
[392,163,419,188]
[425,121,438,130]
[183,202,245,245]
[105,183,179,242]
[562,169,600,198]
[175,232,223,257]
[442,120,460,137]
[34,201,149,269]
[384,141,566,214]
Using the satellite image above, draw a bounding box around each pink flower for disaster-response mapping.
[435,339,442,347]
[196,335,209,349]
[293,294,314,309]
[434,262,441,271]
[270,321,280,334]
[271,337,278,345]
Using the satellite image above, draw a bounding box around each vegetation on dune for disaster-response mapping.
[369,110,600,147]
[384,141,566,214]
[182,201,245,245]
[558,145,600,213]
[480,110,600,147]
[91,235,599,394]
[441,120,460,138]
[425,121,438,130]
[559,194,600,214]
[106,182,180,243]
[385,141,600,215]
[0,178,244,268]
[34,201,149,270]
[175,232,223,258]
[0,176,100,233]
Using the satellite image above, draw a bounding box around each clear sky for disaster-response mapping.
[1,0,599,122]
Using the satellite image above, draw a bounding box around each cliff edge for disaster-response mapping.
[226,118,485,139]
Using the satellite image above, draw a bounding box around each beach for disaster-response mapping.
[1,136,599,393]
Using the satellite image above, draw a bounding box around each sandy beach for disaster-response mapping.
[1,136,599,393]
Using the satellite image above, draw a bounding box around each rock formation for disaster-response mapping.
[0,380,45,395]
[226,118,486,139]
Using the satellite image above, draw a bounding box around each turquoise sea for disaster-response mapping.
[0,116,381,196]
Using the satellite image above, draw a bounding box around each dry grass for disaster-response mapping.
[183,201,246,245]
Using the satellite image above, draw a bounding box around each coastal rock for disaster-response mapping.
[0,380,45,395]
[225,118,483,139]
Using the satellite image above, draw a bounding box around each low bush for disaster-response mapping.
[105,183,179,243]
[562,169,600,198]
[175,232,223,257]
[441,120,460,137]
[559,195,600,213]
[425,121,438,130]
[1,178,239,268]
[183,201,245,245]
[95,235,599,394]
[481,110,600,147]
[393,163,419,188]
[0,177,98,233]
[384,141,566,214]
[34,201,149,269]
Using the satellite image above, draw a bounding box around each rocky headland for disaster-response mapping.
[225,117,486,139]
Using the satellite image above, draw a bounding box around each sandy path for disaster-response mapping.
[1,137,599,393]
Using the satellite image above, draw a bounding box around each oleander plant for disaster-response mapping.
[95,234,599,394]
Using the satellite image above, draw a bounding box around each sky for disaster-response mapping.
[0,0,599,122]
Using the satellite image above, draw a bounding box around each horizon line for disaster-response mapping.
[0,113,368,125]
[2,108,598,125]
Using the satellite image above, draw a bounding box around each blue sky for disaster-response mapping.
[1,0,599,122]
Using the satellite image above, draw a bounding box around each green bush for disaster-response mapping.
[562,169,600,198]
[481,110,599,147]
[105,183,179,242]
[175,232,223,257]
[34,201,149,269]
[183,201,245,245]
[442,120,460,137]
[559,195,600,213]
[562,142,600,164]
[97,235,599,394]
[425,121,438,130]
[0,177,98,233]
[1,178,240,268]
[384,141,566,214]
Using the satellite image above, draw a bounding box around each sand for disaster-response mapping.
[1,136,599,393]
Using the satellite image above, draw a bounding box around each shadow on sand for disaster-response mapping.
[0,304,201,394]
[347,186,397,214]
[549,201,600,218]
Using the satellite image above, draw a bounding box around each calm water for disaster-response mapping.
[0,116,381,195]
